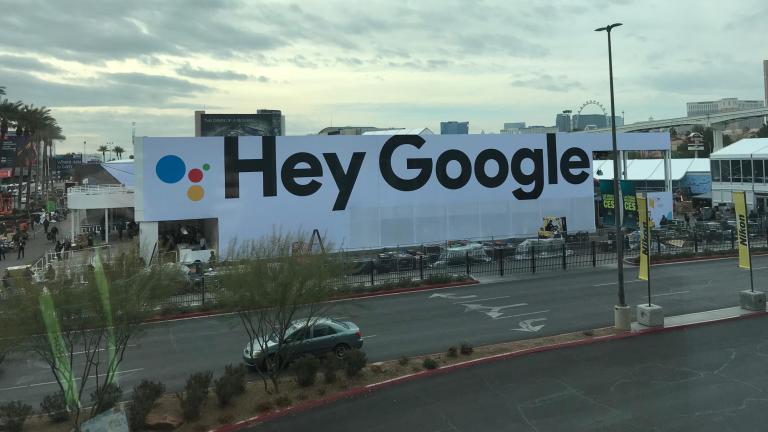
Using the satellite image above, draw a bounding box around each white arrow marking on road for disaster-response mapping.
[461,303,527,319]
[429,293,478,300]
[511,318,547,332]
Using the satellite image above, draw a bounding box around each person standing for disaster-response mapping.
[43,217,50,235]
[17,238,25,260]
[0,242,5,261]
[50,225,58,243]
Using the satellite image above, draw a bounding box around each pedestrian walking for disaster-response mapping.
[43,217,50,234]
[0,242,5,261]
[17,238,25,260]
[50,225,59,243]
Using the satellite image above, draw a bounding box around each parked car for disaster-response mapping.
[429,243,491,268]
[243,317,363,369]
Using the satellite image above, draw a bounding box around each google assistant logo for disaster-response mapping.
[155,155,210,201]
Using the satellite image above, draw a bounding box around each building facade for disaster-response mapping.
[687,98,765,130]
[500,122,526,134]
[440,121,469,135]
[194,110,284,137]
[555,111,572,132]
[709,138,768,212]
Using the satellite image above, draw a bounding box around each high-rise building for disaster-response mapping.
[574,114,608,131]
[500,122,526,134]
[763,60,768,125]
[556,110,572,132]
[686,98,764,129]
[194,110,284,137]
[440,121,469,134]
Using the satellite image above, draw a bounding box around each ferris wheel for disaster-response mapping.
[574,100,608,130]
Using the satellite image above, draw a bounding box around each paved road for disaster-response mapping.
[2,255,767,406]
[251,314,768,432]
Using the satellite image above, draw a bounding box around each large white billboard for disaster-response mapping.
[136,133,668,250]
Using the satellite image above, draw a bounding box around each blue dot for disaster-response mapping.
[156,155,186,184]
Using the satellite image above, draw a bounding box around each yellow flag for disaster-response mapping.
[733,191,751,269]
[637,194,650,280]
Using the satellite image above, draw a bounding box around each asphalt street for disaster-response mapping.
[2,254,767,407]
[251,313,768,432]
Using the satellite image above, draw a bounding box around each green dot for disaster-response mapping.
[203,163,210,171]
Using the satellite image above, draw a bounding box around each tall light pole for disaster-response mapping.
[83,140,86,164]
[596,23,630,329]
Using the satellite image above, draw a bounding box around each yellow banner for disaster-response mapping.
[733,191,751,269]
[637,194,650,280]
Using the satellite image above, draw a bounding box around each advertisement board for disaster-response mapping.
[733,191,750,269]
[0,135,16,167]
[637,194,650,281]
[137,133,669,251]
[200,113,282,137]
[599,179,638,228]
[646,192,673,226]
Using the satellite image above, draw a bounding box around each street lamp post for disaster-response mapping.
[596,23,631,329]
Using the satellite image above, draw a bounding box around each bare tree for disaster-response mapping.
[218,231,341,393]
[2,251,183,430]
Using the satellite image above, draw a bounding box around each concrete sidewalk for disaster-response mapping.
[0,218,71,271]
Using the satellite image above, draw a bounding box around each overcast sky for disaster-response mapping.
[1,0,766,154]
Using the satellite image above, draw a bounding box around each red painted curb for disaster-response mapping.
[145,279,479,324]
[209,308,768,432]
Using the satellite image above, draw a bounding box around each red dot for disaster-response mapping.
[188,168,203,183]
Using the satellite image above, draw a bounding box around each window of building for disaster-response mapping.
[711,160,721,182]
[731,160,741,183]
[755,160,765,183]
[722,160,731,182]
[743,160,752,182]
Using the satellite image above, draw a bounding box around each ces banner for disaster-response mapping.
[733,191,751,269]
[637,194,650,281]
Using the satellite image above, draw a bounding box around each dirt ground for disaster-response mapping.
[25,326,620,432]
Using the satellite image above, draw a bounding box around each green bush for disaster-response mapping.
[256,400,273,413]
[90,383,123,415]
[323,356,341,384]
[422,357,439,370]
[0,401,33,432]
[128,380,165,431]
[40,392,68,423]
[293,356,320,387]
[275,396,292,407]
[398,356,409,366]
[447,346,458,358]
[176,371,213,421]
[344,349,367,377]
[214,364,246,406]
[460,342,474,356]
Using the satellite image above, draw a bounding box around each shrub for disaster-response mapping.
[422,357,439,370]
[447,346,458,358]
[292,356,320,387]
[90,383,122,415]
[0,401,33,432]
[317,387,327,396]
[40,392,68,423]
[344,349,367,377]
[460,342,474,356]
[296,393,308,401]
[176,371,213,421]
[323,356,341,384]
[256,400,273,413]
[214,364,246,406]
[275,396,292,407]
[128,380,165,431]
[398,356,409,366]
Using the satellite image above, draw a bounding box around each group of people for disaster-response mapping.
[159,224,207,253]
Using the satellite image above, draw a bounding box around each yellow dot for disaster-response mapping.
[187,185,204,201]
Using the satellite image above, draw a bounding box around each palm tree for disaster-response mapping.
[15,104,53,209]
[97,145,108,162]
[0,98,22,143]
[112,145,125,159]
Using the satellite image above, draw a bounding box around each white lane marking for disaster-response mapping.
[652,290,690,297]
[461,303,528,319]
[429,293,477,300]
[454,295,510,304]
[72,344,136,356]
[361,335,377,339]
[512,318,547,332]
[0,368,143,392]
[497,310,550,319]
[593,279,643,287]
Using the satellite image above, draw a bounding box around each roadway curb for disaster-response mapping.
[144,279,479,324]
[208,308,768,432]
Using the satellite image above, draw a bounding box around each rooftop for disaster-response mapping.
[709,138,768,159]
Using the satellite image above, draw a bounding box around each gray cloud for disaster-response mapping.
[256,76,270,83]
[510,74,584,92]
[0,54,59,73]
[0,69,209,107]
[176,64,248,81]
